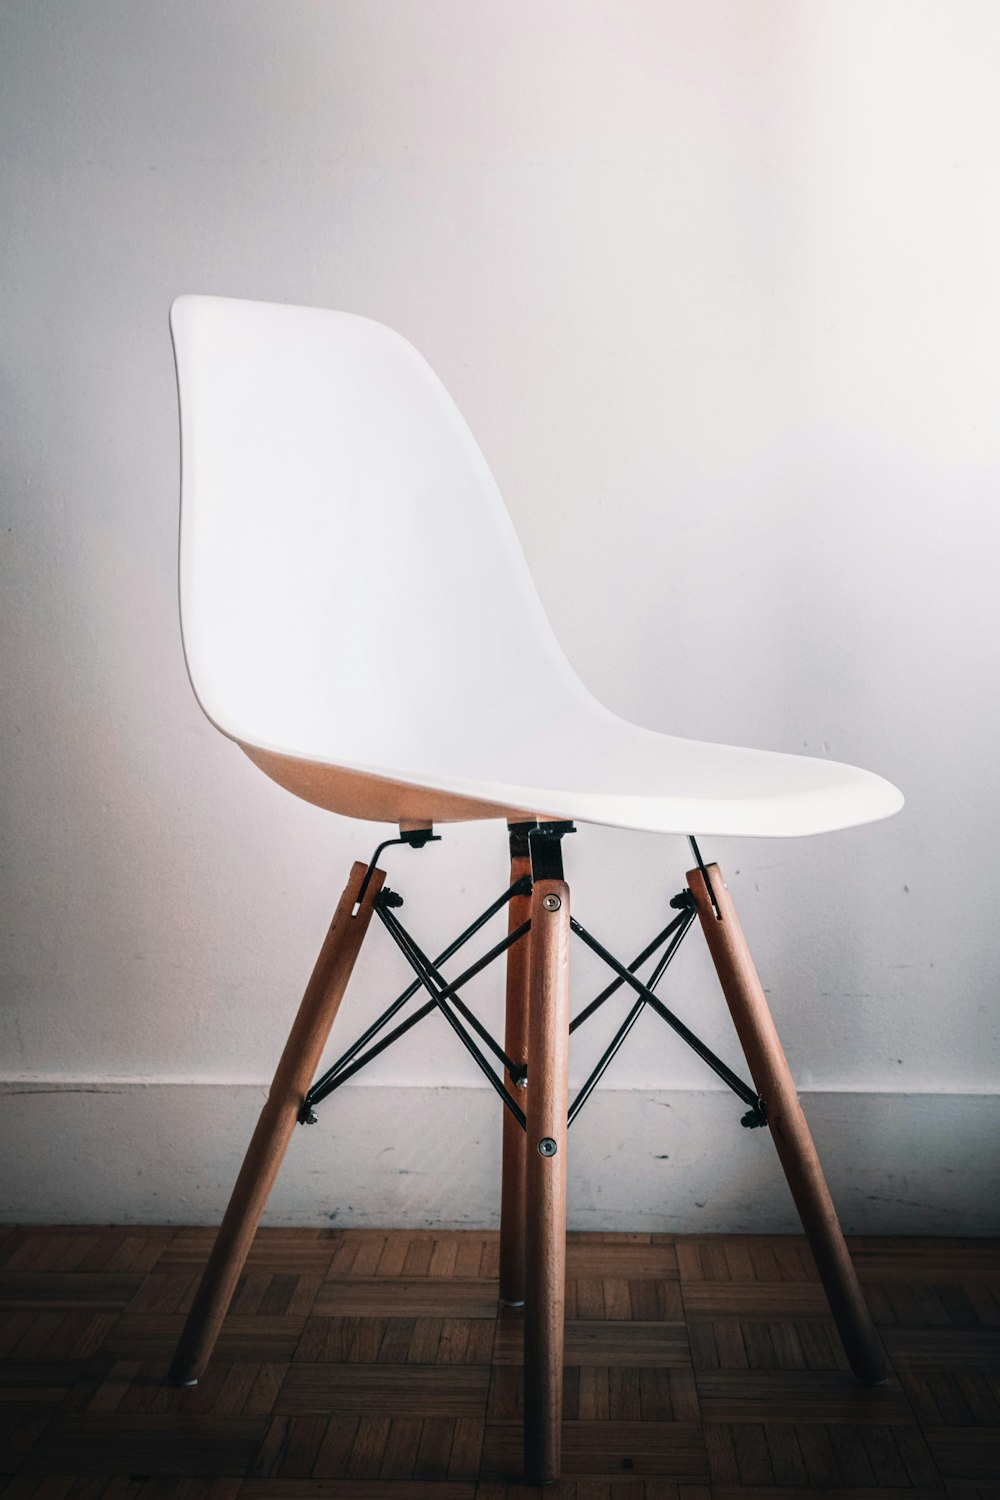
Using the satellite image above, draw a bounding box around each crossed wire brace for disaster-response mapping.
[300,871,766,1131]
[300,876,531,1122]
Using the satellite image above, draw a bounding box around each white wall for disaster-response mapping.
[1,0,997,1231]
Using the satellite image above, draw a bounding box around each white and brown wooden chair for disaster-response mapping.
[165,294,903,1483]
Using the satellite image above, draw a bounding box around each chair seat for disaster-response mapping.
[238,697,902,837]
[172,294,902,842]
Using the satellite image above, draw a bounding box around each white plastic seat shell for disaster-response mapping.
[171,293,903,838]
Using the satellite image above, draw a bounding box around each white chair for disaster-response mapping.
[166,293,903,1482]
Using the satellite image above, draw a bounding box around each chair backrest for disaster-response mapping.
[172,295,591,771]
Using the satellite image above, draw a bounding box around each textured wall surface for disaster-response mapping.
[1,1,997,1230]
[2,1085,997,1235]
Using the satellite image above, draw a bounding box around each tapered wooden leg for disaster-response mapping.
[499,823,535,1306]
[168,859,384,1385]
[523,872,570,1483]
[687,861,885,1384]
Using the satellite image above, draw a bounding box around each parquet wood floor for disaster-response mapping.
[0,1227,997,1497]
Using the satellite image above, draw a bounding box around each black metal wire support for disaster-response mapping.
[302,874,531,1118]
[569,913,767,1127]
[374,895,528,1128]
[569,908,691,1035]
[568,906,697,1125]
[300,828,766,1135]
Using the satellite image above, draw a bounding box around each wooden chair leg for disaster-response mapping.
[499,826,534,1307]
[168,858,384,1385]
[687,861,885,1384]
[523,871,571,1483]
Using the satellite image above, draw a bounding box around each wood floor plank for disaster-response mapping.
[724,1245,757,1285]
[349,1234,389,1276]
[853,1245,1000,1283]
[924,1426,1000,1483]
[569,1322,693,1368]
[274,1362,490,1416]
[407,1318,444,1364]
[100,1314,306,1361]
[763,1422,809,1485]
[695,1370,912,1424]
[710,1491,945,1500]
[687,1319,719,1371]
[241,1485,473,1499]
[77,1356,141,1414]
[480,1419,709,1480]
[412,1415,456,1480]
[428,1238,459,1279]
[0,1274,143,1309]
[452,1237,488,1278]
[402,1240,436,1278]
[0,1226,994,1488]
[478,1240,500,1281]
[827,1421,879,1485]
[311,1415,362,1476]
[859,1423,915,1487]
[630,1279,684,1321]
[313,1278,497,1318]
[882,1328,1000,1369]
[748,1243,783,1283]
[732,1422,775,1484]
[796,1422,842,1485]
[447,1416,484,1481]
[124,1272,199,1316]
[373,1414,421,1479]
[161,1234,336,1276]
[957,1371,1000,1425]
[565,1244,679,1279]
[0,1356,80,1405]
[796,1319,853,1372]
[249,1413,332,1477]
[0,1406,55,1470]
[376,1232,416,1278]
[491,1319,691,1367]
[602,1277,633,1320]
[15,1413,268,1474]
[380,1316,419,1364]
[681,1282,831,1318]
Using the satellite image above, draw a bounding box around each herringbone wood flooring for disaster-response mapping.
[0,1227,998,1496]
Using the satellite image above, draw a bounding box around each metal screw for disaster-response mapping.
[541,894,561,911]
[538,1137,558,1157]
[516,1075,527,1088]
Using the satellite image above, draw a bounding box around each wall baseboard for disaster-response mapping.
[1,1082,996,1234]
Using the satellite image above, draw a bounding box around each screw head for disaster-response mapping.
[541,893,562,912]
[538,1137,558,1157]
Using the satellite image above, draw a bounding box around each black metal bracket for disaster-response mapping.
[688,835,721,919]
[528,821,576,881]
[354,827,442,913]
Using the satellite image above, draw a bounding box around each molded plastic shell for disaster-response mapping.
[172,294,903,836]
